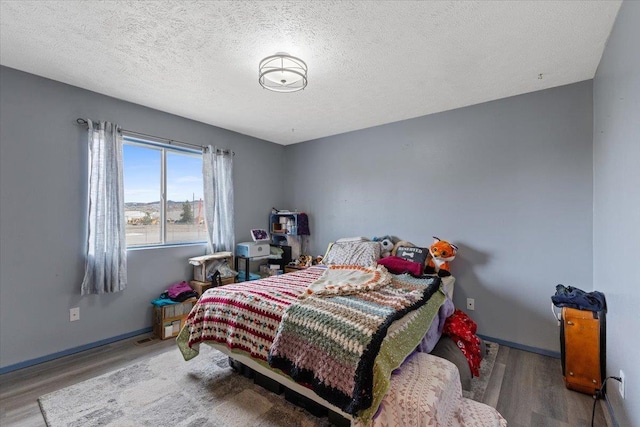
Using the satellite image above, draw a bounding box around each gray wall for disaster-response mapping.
[0,66,285,369]
[285,81,594,354]
[593,1,640,426]
[3,19,636,423]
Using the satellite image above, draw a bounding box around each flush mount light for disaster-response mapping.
[258,53,308,93]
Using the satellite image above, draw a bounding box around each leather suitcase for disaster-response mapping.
[560,307,606,395]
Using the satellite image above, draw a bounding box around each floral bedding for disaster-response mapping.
[322,240,381,266]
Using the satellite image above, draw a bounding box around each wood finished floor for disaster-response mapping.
[0,334,610,427]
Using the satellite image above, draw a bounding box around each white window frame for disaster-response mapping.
[123,135,206,248]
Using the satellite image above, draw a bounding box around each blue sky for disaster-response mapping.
[123,144,203,203]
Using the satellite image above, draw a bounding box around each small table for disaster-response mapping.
[234,256,251,281]
[234,256,271,282]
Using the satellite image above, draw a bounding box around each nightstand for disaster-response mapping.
[152,298,197,340]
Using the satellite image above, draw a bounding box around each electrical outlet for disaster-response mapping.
[70,307,80,322]
[466,298,475,311]
[619,370,625,399]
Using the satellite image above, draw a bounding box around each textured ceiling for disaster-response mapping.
[0,1,622,145]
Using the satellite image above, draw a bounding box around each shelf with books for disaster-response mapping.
[152,298,197,340]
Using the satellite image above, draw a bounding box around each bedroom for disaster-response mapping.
[0,1,638,426]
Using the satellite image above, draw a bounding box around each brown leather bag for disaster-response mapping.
[560,307,606,395]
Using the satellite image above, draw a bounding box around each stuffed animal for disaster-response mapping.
[373,235,395,258]
[300,255,313,267]
[291,255,312,267]
[425,236,458,277]
[391,240,414,256]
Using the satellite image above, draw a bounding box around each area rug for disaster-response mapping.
[39,343,498,427]
[464,340,499,402]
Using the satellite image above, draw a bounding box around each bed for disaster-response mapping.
[177,240,503,426]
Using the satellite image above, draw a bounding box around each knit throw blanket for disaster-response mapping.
[268,268,440,415]
[177,267,327,362]
[301,264,392,298]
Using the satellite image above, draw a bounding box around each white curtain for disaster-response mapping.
[80,120,127,295]
[202,146,235,253]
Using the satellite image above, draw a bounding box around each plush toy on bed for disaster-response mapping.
[291,255,313,267]
[425,236,458,277]
[373,235,395,258]
[301,255,313,267]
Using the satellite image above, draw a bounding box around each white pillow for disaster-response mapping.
[322,241,381,267]
[335,236,369,243]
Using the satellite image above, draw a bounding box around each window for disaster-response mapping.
[123,136,205,247]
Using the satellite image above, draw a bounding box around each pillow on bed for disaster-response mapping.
[322,240,381,267]
[335,236,369,243]
[377,256,423,276]
[394,245,429,266]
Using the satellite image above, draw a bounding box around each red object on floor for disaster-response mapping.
[442,308,482,377]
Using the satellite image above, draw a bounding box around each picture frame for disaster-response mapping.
[250,229,270,242]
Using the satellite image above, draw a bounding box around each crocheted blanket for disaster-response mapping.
[177,267,327,361]
[302,264,392,297]
[267,270,440,415]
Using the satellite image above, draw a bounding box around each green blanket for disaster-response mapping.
[268,273,444,421]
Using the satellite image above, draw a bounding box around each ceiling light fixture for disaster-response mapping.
[259,53,308,93]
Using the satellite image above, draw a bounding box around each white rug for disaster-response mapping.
[39,343,497,427]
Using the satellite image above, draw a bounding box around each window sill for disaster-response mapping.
[127,242,207,251]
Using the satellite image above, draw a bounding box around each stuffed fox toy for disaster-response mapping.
[425,236,458,277]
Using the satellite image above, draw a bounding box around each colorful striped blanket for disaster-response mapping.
[178,267,327,361]
[267,268,440,415]
[177,266,444,424]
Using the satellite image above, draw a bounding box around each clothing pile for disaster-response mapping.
[442,308,483,377]
[551,284,607,312]
[151,281,198,307]
[205,259,236,282]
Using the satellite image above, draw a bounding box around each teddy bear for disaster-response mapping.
[424,236,458,277]
[373,235,395,258]
[299,255,313,267]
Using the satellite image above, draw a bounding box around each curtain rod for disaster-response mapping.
[75,118,234,155]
